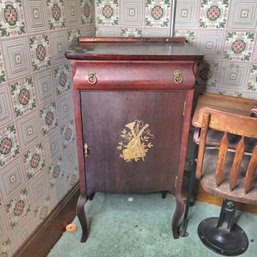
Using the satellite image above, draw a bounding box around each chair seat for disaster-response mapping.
[201,147,257,205]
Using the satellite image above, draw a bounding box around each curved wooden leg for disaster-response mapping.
[172,193,185,239]
[76,195,88,242]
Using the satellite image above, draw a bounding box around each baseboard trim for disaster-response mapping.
[14,182,80,257]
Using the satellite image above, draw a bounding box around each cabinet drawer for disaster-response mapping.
[72,61,196,90]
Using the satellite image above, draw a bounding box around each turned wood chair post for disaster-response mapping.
[196,113,210,179]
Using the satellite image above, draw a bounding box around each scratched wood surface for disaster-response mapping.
[193,95,257,205]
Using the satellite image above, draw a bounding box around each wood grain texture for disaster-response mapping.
[192,93,257,128]
[196,113,210,179]
[196,185,257,214]
[215,132,228,186]
[229,137,245,190]
[71,61,196,91]
[79,37,186,43]
[192,185,257,215]
[66,37,204,61]
[81,91,185,195]
[192,94,257,205]
[244,146,257,193]
[197,107,257,138]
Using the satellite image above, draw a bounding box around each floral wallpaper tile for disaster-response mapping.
[50,179,66,202]
[40,102,58,135]
[0,0,93,254]
[67,28,81,46]
[218,89,243,98]
[61,119,75,149]
[247,63,257,91]
[47,0,65,30]
[5,188,30,229]
[66,166,79,190]
[0,123,19,167]
[199,0,229,29]
[0,238,12,257]
[121,28,143,37]
[10,77,37,118]
[0,49,6,84]
[63,144,78,190]
[11,217,36,253]
[243,91,257,100]
[54,64,71,96]
[0,0,26,37]
[34,196,52,225]
[224,31,255,61]
[29,34,51,71]
[175,30,196,45]
[23,142,46,180]
[197,60,220,88]
[145,0,170,27]
[48,157,64,187]
[96,0,119,25]
[81,0,94,24]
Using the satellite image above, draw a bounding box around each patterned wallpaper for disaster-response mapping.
[1,0,257,256]
[95,0,257,99]
[0,0,94,256]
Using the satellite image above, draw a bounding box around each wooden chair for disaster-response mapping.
[195,107,257,256]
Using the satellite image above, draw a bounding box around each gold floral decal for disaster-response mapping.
[117,120,154,162]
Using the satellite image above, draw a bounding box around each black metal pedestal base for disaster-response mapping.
[198,199,248,256]
[198,217,248,256]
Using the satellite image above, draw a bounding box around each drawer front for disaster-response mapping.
[72,61,196,90]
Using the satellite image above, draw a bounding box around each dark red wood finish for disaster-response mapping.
[72,61,196,90]
[79,36,186,43]
[67,38,203,242]
[81,91,185,195]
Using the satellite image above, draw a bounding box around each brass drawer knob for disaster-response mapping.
[87,70,97,85]
[173,70,183,84]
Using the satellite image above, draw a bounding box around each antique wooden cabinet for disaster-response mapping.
[65,37,203,242]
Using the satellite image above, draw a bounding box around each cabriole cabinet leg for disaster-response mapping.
[76,195,88,242]
[172,194,185,238]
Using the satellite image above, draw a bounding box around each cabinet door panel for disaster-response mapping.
[81,91,186,194]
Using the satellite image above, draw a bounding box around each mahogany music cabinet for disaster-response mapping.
[65,37,203,242]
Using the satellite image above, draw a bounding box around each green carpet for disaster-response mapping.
[48,193,257,257]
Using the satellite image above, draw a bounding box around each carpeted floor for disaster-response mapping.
[48,193,257,257]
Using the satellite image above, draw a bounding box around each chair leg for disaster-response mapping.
[198,199,248,256]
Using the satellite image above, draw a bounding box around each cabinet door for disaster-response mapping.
[81,91,186,195]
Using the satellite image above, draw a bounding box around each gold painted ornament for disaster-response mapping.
[117,120,154,162]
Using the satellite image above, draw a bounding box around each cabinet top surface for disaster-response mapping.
[65,37,204,61]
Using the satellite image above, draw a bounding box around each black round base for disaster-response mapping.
[198,217,248,256]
